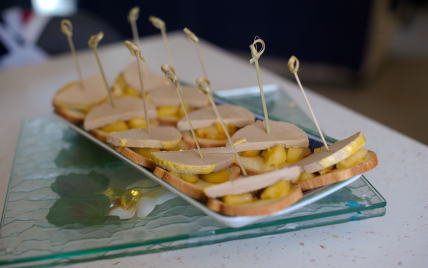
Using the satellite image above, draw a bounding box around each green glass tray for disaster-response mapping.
[0,85,386,267]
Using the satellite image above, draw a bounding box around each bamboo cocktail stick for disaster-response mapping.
[184,28,208,79]
[288,56,329,151]
[88,32,115,108]
[61,19,84,91]
[249,37,270,134]
[125,41,151,134]
[196,78,247,176]
[128,7,140,45]
[161,64,203,158]
[149,16,175,68]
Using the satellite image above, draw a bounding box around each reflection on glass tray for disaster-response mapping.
[0,85,386,267]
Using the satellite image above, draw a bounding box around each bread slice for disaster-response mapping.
[182,131,228,148]
[294,150,378,191]
[89,129,109,143]
[52,83,87,125]
[112,146,157,170]
[89,119,160,143]
[53,103,86,125]
[207,185,303,216]
[240,147,311,175]
[153,164,241,202]
[112,140,190,170]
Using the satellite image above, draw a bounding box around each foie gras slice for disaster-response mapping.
[149,86,208,108]
[204,166,301,198]
[152,149,235,174]
[177,105,255,131]
[84,97,157,131]
[53,73,107,111]
[122,62,172,93]
[201,120,309,154]
[230,120,309,151]
[288,131,366,173]
[107,126,182,149]
[199,120,309,154]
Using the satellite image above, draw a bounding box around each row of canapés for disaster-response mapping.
[52,52,377,217]
[53,9,377,217]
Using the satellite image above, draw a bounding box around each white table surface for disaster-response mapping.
[1,32,427,267]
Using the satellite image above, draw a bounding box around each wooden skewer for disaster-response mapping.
[249,37,270,134]
[149,16,175,68]
[60,19,85,91]
[196,78,247,176]
[124,41,150,134]
[149,17,182,92]
[128,7,140,46]
[88,32,115,109]
[184,28,208,79]
[161,64,203,158]
[288,56,329,152]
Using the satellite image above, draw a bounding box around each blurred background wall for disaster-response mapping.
[0,0,427,145]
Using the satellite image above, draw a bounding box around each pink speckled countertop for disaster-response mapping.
[1,32,427,267]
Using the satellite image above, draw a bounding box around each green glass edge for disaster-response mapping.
[360,175,387,207]
[0,207,386,266]
[0,117,26,230]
